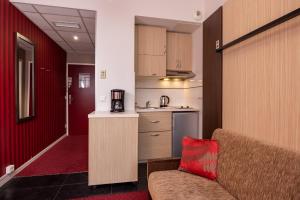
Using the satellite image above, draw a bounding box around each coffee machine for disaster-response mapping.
[110,89,125,112]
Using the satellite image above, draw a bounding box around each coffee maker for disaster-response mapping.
[110,89,125,112]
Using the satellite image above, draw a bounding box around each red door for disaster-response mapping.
[68,65,95,135]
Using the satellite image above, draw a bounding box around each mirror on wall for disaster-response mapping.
[15,32,35,123]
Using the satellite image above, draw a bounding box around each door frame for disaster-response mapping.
[66,63,95,136]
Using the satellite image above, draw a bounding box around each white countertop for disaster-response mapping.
[88,111,139,118]
[135,107,199,113]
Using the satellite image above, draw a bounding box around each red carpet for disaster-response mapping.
[72,191,149,200]
[17,135,88,177]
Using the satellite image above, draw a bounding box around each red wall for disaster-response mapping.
[0,0,66,176]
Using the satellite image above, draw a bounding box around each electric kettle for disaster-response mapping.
[160,95,170,107]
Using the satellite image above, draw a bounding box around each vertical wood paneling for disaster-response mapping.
[0,0,66,176]
[223,0,300,152]
[223,0,300,44]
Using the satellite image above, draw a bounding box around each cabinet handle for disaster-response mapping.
[150,133,160,136]
[152,73,157,76]
[151,120,160,123]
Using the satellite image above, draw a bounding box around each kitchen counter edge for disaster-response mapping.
[135,108,200,113]
[88,111,139,118]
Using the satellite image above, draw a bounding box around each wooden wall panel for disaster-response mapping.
[223,15,300,152]
[223,0,300,44]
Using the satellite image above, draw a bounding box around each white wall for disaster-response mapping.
[11,0,206,111]
[203,0,227,19]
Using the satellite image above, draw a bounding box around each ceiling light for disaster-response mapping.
[162,78,170,81]
[73,35,79,40]
[54,22,80,29]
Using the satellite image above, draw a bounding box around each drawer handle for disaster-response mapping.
[151,120,160,123]
[150,133,160,136]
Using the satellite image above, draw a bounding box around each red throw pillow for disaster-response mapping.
[179,136,218,180]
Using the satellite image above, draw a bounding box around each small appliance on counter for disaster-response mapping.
[160,95,170,107]
[110,89,125,112]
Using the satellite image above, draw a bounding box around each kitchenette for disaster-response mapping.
[88,16,202,186]
[134,17,202,162]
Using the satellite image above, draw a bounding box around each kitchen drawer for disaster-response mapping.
[138,131,171,160]
[138,112,171,132]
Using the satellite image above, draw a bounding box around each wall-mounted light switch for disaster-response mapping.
[99,95,106,102]
[100,70,106,79]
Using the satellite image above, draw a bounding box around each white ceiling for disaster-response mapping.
[13,3,96,55]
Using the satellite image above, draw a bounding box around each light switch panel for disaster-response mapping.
[100,70,106,79]
[99,95,106,102]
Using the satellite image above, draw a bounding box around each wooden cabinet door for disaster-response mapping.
[167,32,192,71]
[138,131,172,160]
[136,25,166,56]
[135,25,167,77]
[166,32,179,71]
[136,55,166,77]
[138,112,171,132]
[178,33,192,71]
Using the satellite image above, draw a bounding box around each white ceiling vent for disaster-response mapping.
[54,22,81,29]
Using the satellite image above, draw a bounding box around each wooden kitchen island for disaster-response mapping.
[88,111,139,186]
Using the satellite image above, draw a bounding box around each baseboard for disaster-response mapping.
[0,133,67,187]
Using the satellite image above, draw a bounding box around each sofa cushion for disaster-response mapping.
[179,136,218,180]
[212,129,300,200]
[148,170,236,200]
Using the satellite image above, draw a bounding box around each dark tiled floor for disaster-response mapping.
[0,163,148,200]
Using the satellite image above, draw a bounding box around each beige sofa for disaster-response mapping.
[147,129,300,200]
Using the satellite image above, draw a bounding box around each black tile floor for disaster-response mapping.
[0,163,148,200]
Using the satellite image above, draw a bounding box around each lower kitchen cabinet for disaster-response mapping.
[138,112,172,161]
[138,131,172,160]
[138,111,171,132]
[89,114,138,186]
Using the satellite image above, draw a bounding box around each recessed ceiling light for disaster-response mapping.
[53,22,80,29]
[73,35,79,40]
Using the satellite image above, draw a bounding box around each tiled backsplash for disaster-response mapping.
[135,79,202,109]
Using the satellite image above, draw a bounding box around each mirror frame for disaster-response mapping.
[15,32,35,123]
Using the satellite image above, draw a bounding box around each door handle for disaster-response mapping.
[150,133,160,136]
[151,120,160,123]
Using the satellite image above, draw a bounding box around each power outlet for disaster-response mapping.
[6,165,15,175]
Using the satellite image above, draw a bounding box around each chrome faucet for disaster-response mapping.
[146,101,151,108]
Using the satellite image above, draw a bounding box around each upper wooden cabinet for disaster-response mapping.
[167,32,192,72]
[135,25,166,77]
[136,25,167,55]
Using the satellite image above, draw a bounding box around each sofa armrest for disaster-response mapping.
[147,157,181,178]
